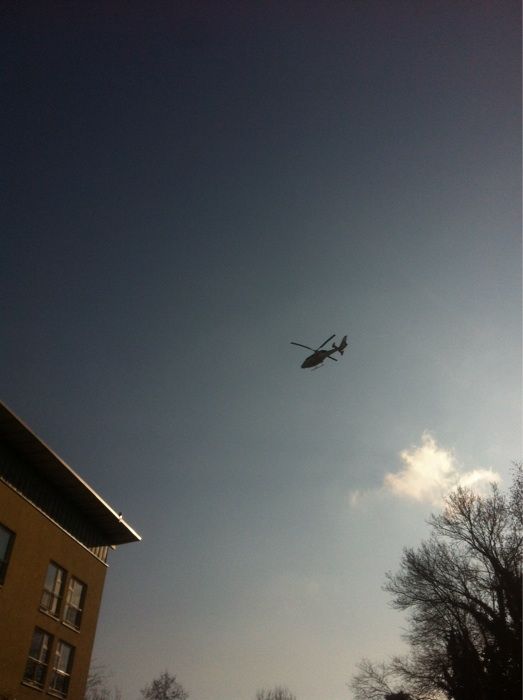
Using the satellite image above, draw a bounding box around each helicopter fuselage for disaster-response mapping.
[301,350,331,368]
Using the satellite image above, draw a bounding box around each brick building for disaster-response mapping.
[0,402,140,699]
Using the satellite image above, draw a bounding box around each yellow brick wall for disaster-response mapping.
[0,481,108,699]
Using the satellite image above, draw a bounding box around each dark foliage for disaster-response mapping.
[256,686,297,700]
[351,465,522,700]
[141,671,188,700]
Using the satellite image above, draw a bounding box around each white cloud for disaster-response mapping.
[349,432,501,508]
[384,432,501,505]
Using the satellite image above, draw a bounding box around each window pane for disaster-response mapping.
[41,562,66,616]
[24,628,51,689]
[29,629,47,661]
[55,641,73,672]
[69,579,83,607]
[0,524,14,585]
[64,578,86,628]
[0,526,12,559]
[49,641,74,698]
[44,563,64,595]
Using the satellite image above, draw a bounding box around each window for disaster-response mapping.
[0,523,15,585]
[49,640,74,698]
[63,577,86,629]
[41,562,66,617]
[23,628,52,689]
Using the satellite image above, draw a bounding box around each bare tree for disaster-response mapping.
[85,662,122,700]
[350,465,522,700]
[141,671,188,700]
[350,659,404,700]
[256,686,297,700]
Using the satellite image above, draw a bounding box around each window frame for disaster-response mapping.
[40,561,67,618]
[48,639,75,698]
[0,522,15,585]
[23,627,52,690]
[63,576,87,630]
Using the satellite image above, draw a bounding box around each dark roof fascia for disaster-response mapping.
[0,401,141,546]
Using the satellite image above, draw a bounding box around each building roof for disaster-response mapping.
[0,401,141,546]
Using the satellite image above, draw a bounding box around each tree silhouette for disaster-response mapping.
[140,671,188,700]
[84,662,122,700]
[256,685,297,700]
[351,465,522,700]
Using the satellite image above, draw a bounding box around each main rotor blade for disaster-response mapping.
[327,355,338,361]
[317,334,335,350]
[291,342,315,351]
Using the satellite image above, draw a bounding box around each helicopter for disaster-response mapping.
[291,334,348,369]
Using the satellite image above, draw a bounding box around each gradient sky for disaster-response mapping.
[1,3,521,700]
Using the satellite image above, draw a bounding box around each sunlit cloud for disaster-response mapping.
[349,432,501,507]
[384,432,500,504]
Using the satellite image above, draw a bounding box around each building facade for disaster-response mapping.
[0,402,140,699]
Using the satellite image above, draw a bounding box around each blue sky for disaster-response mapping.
[1,3,521,699]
